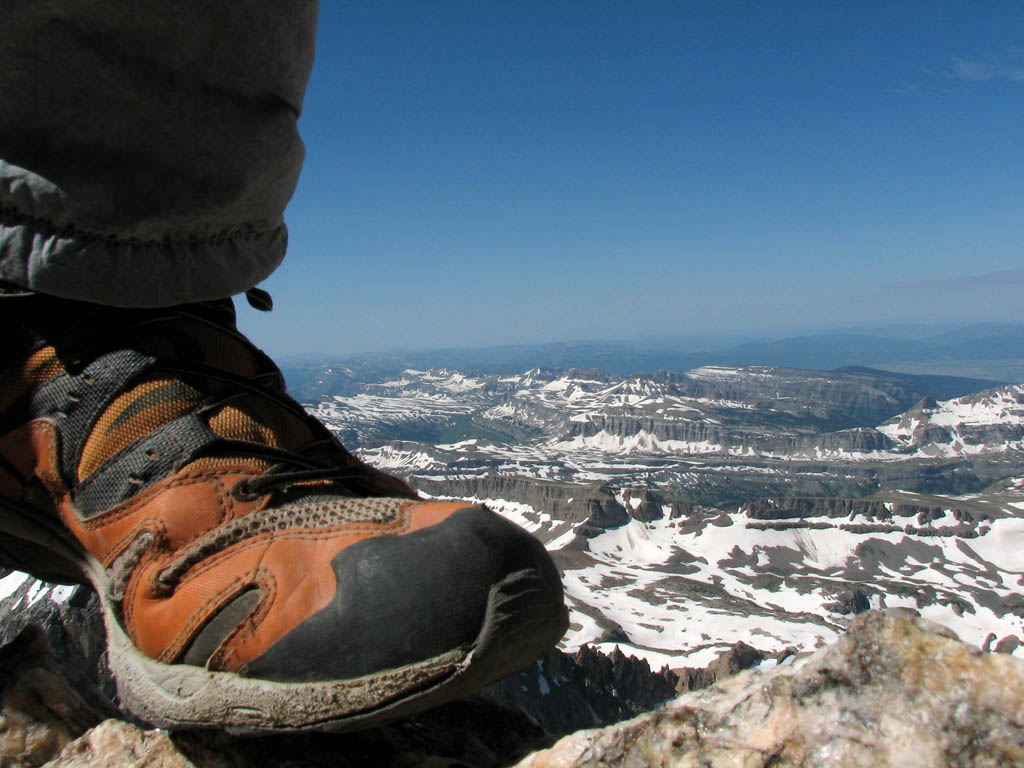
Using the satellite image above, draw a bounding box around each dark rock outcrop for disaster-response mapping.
[675,641,766,693]
[618,488,667,522]
[995,635,1022,655]
[742,496,975,523]
[824,588,872,616]
[487,645,678,737]
[0,572,119,721]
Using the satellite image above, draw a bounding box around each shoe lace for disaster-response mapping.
[230,462,370,501]
[13,294,387,503]
[133,304,374,501]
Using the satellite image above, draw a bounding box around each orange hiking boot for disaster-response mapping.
[0,294,567,733]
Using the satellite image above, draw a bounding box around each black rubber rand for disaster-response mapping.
[243,506,561,682]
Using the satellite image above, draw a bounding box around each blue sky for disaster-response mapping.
[238,1,1024,357]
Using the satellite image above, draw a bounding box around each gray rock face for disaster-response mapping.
[0,626,105,768]
[741,496,986,524]
[618,488,668,522]
[675,641,766,693]
[516,611,1024,768]
[0,571,119,722]
[560,413,736,448]
[791,426,896,454]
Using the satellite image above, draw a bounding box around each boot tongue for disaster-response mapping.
[206,395,314,453]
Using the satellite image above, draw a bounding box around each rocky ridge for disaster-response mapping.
[517,611,1024,768]
[5,611,1023,767]
[310,366,1018,460]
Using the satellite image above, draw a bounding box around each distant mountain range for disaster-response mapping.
[302,364,1022,509]
[279,322,1023,396]
[276,328,1024,673]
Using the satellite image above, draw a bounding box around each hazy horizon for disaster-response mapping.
[261,315,1020,362]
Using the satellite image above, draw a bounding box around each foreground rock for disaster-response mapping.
[13,702,547,768]
[516,610,1024,767]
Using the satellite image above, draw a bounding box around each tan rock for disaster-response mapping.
[515,611,1024,768]
[44,720,196,768]
[0,628,102,768]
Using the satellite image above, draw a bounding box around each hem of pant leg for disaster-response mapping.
[0,205,286,308]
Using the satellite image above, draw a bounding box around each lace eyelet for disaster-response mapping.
[231,478,262,502]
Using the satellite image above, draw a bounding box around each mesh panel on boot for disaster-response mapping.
[157,496,405,590]
[0,347,65,413]
[207,394,314,453]
[179,456,275,475]
[78,376,204,481]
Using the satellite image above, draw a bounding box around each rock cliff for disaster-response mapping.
[487,644,678,737]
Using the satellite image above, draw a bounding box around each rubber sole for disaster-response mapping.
[0,496,569,733]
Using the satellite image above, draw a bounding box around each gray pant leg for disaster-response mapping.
[0,0,318,306]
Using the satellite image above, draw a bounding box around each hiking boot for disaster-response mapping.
[0,294,567,733]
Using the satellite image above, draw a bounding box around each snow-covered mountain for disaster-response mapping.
[878,385,1024,457]
[303,364,1024,668]
[313,366,1022,459]
[309,366,1024,503]
[424,479,1024,668]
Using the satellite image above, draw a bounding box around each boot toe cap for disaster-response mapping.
[244,504,565,683]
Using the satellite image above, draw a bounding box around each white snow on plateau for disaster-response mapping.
[548,494,1024,667]
[0,570,29,602]
[363,445,438,471]
[551,430,726,456]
